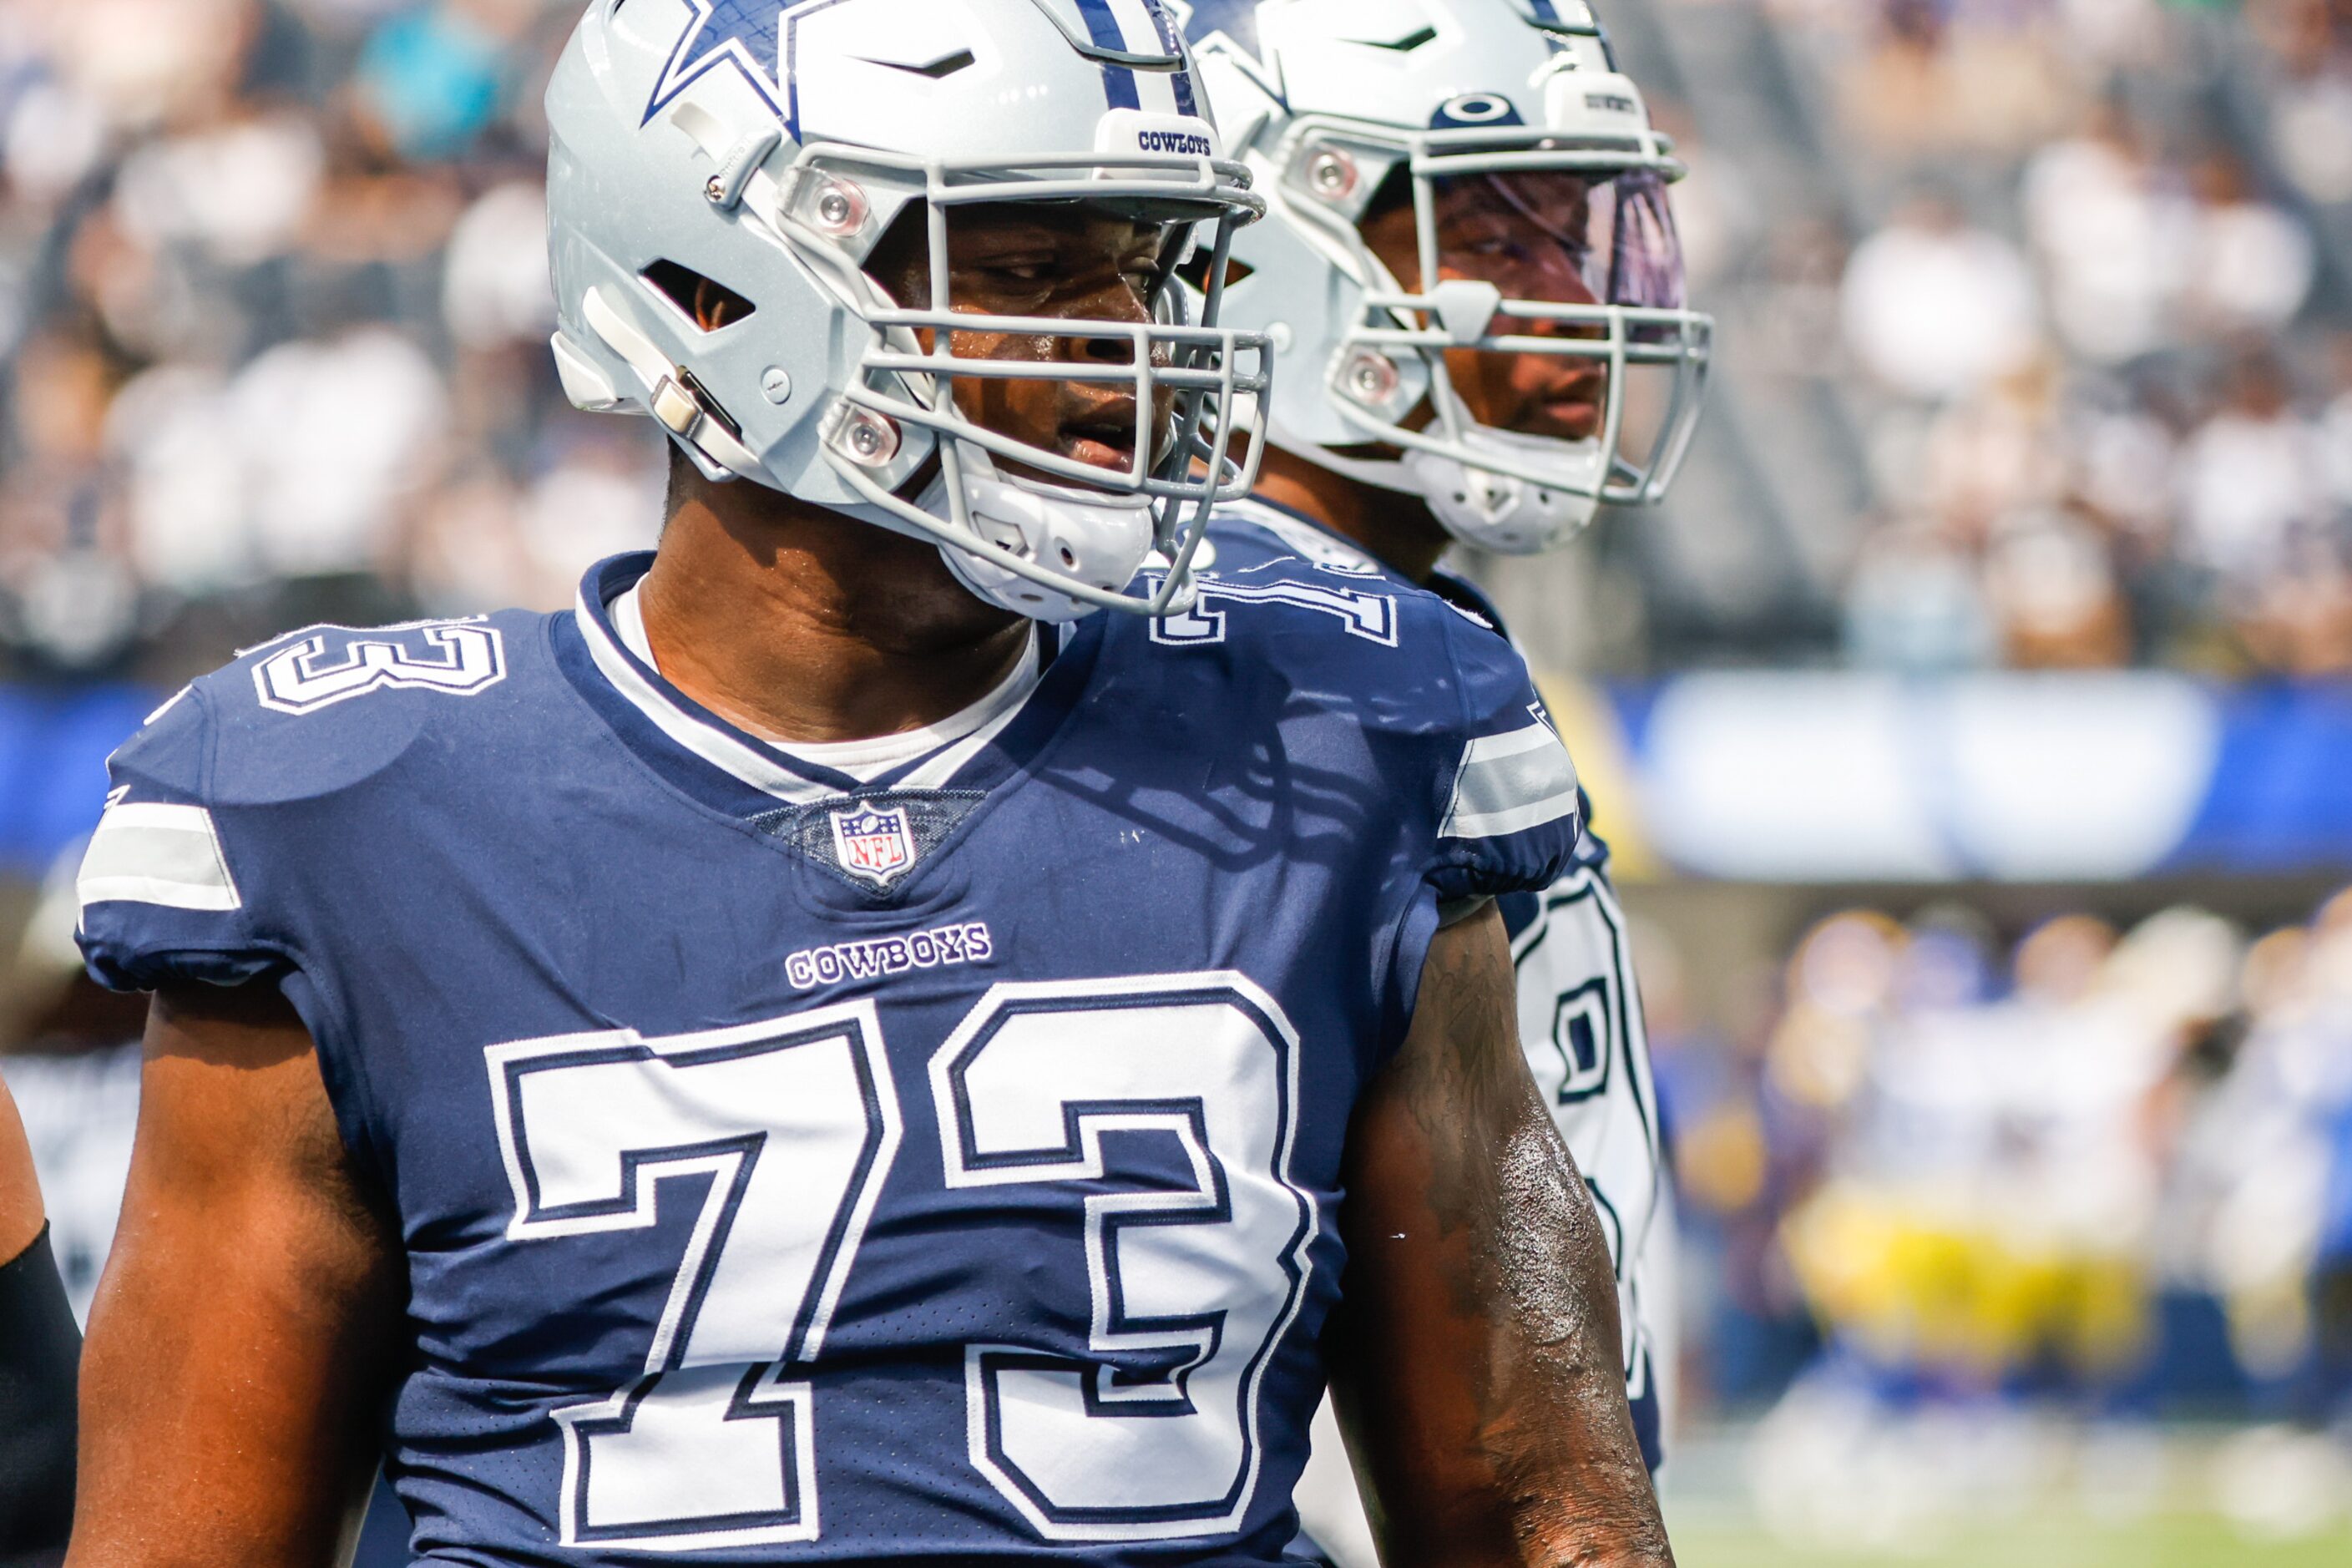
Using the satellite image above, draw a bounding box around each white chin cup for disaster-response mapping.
[919,459,1156,623]
[1400,427,1606,554]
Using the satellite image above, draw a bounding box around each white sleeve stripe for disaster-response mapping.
[77,802,242,913]
[1443,722,1581,841]
[1445,788,1582,840]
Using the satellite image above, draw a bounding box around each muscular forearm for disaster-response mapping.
[1474,1092,1669,1565]
[1332,908,1671,1568]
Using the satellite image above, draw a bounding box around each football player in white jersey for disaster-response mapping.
[1172,0,1710,1547]
[66,3,1672,1566]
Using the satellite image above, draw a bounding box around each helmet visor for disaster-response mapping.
[1418,166,1687,316]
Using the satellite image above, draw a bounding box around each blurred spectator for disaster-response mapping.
[2021,101,2186,366]
[442,178,552,351]
[237,325,451,579]
[2178,152,2315,343]
[2174,352,2332,587]
[1835,0,2083,163]
[354,1,515,163]
[1917,359,2070,534]
[1840,193,2041,402]
[2253,0,2352,203]
[46,0,259,135]
[1980,507,2133,667]
[112,108,325,269]
[2324,334,2352,513]
[1842,517,1997,671]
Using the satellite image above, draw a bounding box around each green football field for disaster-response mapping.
[1665,1515,2352,1568]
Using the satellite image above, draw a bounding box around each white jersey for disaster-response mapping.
[1507,862,1672,1459]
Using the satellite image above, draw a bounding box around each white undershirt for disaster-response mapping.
[609,582,1042,784]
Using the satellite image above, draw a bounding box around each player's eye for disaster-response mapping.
[974,260,1057,285]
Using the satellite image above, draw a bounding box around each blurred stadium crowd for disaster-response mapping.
[0,0,648,685]
[0,0,2344,679]
[1500,0,2352,675]
[1645,891,2352,1534]
[1797,0,2352,677]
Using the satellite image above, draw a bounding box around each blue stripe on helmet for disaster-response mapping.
[1140,0,1198,117]
[1072,0,1143,109]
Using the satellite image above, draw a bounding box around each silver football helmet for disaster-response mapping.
[1179,0,1710,552]
[544,0,1271,620]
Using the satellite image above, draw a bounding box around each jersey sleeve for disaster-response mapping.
[1419,607,1586,909]
[74,683,289,993]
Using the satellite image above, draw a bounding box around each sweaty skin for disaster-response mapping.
[1,1077,43,1265]
[862,204,1180,486]
[1330,906,1671,1568]
[67,207,1662,1568]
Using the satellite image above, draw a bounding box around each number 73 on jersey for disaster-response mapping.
[486,973,1319,1549]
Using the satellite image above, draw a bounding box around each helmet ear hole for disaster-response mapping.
[1175,252,1254,294]
[641,260,756,331]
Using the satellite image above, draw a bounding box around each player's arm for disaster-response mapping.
[1327,904,1672,1568]
[68,984,402,1568]
[1,1074,44,1262]
[2,1074,80,1565]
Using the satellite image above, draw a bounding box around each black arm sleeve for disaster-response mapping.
[0,1227,78,1567]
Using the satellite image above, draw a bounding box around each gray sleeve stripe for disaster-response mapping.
[1443,722,1581,841]
[77,802,242,913]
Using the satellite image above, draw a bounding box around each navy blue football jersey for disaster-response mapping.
[1204,498,1669,1475]
[77,549,1583,1565]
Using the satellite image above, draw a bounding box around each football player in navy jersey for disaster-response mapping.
[65,3,1668,1567]
[1,1076,78,1566]
[1176,0,1715,1527]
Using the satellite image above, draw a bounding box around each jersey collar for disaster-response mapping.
[1218,495,1393,579]
[553,553,1098,819]
[1227,493,1514,637]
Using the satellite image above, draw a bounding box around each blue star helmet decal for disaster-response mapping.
[646,0,797,124]
[1176,0,1264,57]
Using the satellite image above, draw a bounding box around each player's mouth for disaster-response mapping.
[1531,368,1606,439]
[1060,399,1148,475]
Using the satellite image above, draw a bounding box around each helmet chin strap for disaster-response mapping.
[1277,400,1608,555]
[913,447,1156,623]
[1402,426,1605,555]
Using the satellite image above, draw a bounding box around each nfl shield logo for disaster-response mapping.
[829,803,917,888]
